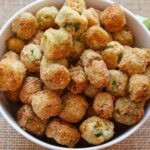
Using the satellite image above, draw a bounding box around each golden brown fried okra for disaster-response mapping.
[20,77,42,105]
[63,0,86,14]
[112,28,134,46]
[70,40,84,60]
[31,90,62,120]
[21,44,43,72]
[106,70,128,97]
[6,90,20,102]
[17,105,47,136]
[79,116,114,145]
[144,65,150,78]
[93,92,114,119]
[85,25,109,50]
[68,66,87,94]
[40,28,73,60]
[59,93,88,123]
[129,74,150,103]
[84,83,99,98]
[36,6,58,30]
[119,48,147,75]
[82,8,100,28]
[40,63,70,90]
[114,97,144,126]
[12,12,38,40]
[55,6,88,37]
[0,51,26,91]
[102,41,124,69]
[46,118,80,148]
[100,4,126,32]
[7,37,25,54]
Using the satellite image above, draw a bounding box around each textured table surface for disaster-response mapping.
[0,0,150,150]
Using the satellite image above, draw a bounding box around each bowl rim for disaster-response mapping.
[0,0,150,150]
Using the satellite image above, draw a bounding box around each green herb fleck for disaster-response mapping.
[144,19,150,31]
[64,23,80,32]
[117,53,123,63]
[112,80,118,92]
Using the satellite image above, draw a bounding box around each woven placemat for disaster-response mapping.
[0,0,150,150]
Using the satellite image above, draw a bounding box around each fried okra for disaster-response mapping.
[12,12,38,40]
[40,64,70,90]
[68,66,87,94]
[114,97,144,126]
[55,6,88,37]
[102,41,124,69]
[129,74,150,103]
[93,92,114,119]
[36,6,58,30]
[17,105,47,136]
[46,118,80,148]
[100,4,126,32]
[144,48,150,65]
[7,37,25,54]
[59,93,88,123]
[84,83,99,98]
[0,51,26,91]
[80,49,102,67]
[20,77,42,105]
[82,8,100,28]
[40,28,73,60]
[84,60,109,89]
[30,30,44,45]
[112,29,134,46]
[106,70,128,97]
[79,116,114,145]
[70,40,84,60]
[85,25,109,50]
[21,44,43,72]
[64,0,86,14]
[31,90,62,120]
[6,90,20,102]
[119,48,147,75]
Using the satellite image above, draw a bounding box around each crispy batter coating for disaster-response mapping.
[31,90,62,120]
[0,52,26,91]
[20,77,42,105]
[114,97,144,125]
[85,25,109,50]
[100,4,126,32]
[12,12,38,40]
[68,66,87,94]
[21,44,43,72]
[102,41,124,69]
[46,118,80,148]
[144,65,150,78]
[112,28,134,46]
[40,63,70,90]
[6,90,20,102]
[7,37,25,54]
[17,105,47,136]
[59,93,88,123]
[36,6,58,30]
[79,116,114,145]
[106,70,128,97]
[93,92,114,119]
[40,28,73,60]
[119,48,147,75]
[55,6,88,37]
[84,83,99,98]
[82,8,100,28]
[129,74,150,102]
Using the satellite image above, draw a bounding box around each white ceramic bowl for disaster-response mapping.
[0,0,150,149]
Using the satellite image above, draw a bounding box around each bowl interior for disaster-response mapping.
[0,0,150,149]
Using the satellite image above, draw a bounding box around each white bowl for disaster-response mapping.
[0,0,150,149]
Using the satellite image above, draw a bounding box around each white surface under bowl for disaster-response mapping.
[0,0,150,150]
